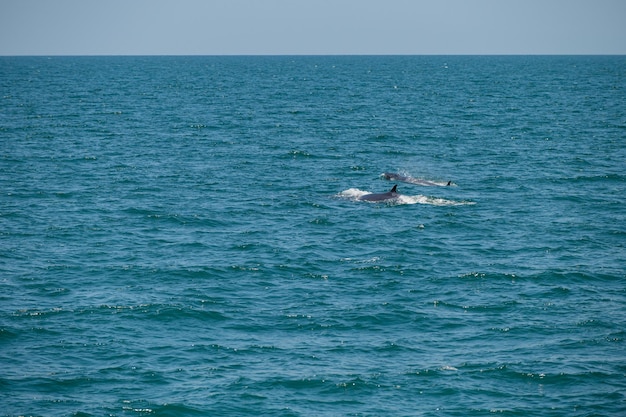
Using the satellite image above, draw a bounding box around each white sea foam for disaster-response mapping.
[338,189,474,206]
[397,194,475,206]
[337,188,371,199]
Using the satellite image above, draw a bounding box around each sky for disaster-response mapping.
[1,0,625,55]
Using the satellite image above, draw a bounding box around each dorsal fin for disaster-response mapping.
[390,185,397,193]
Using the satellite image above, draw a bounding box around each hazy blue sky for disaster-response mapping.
[1,0,625,55]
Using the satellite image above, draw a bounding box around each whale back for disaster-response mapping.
[358,184,399,202]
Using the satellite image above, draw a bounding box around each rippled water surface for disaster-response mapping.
[1,56,625,416]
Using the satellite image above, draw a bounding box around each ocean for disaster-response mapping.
[1,55,625,416]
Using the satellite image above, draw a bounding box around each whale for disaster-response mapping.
[382,172,451,187]
[358,184,400,202]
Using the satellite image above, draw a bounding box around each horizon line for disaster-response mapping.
[2,53,625,58]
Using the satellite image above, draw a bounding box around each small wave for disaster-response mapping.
[337,188,370,200]
[337,189,474,206]
[340,256,381,263]
[286,149,312,158]
[397,195,475,206]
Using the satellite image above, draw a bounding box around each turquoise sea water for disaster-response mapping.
[1,56,625,416]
